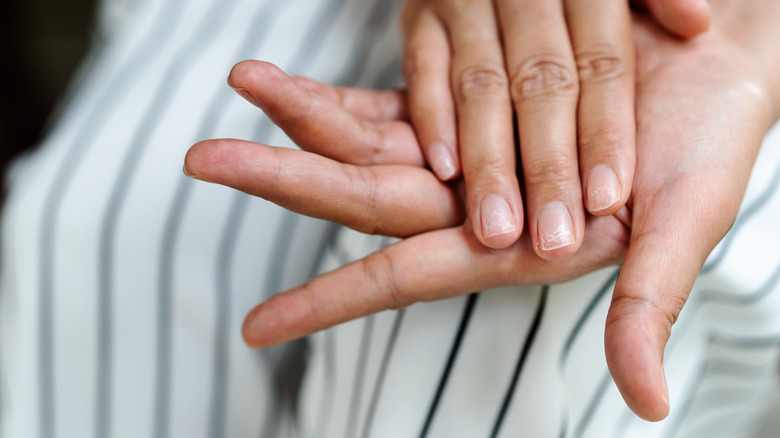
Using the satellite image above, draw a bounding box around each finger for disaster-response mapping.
[403,7,460,180]
[228,60,424,166]
[243,214,628,349]
[439,0,523,249]
[291,76,409,121]
[565,0,635,216]
[605,181,741,421]
[632,0,710,38]
[184,138,463,236]
[497,0,583,260]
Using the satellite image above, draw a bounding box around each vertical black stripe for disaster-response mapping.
[419,293,480,438]
[36,1,183,437]
[359,308,406,438]
[490,286,549,438]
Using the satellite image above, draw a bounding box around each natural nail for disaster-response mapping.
[480,194,516,238]
[537,202,575,251]
[428,141,456,180]
[231,86,263,108]
[586,166,621,212]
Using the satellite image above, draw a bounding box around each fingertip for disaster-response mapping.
[604,309,671,422]
[241,304,265,349]
[649,0,711,39]
[476,194,522,249]
[427,141,459,180]
[227,60,297,111]
[183,140,217,181]
[585,165,624,215]
[534,202,578,260]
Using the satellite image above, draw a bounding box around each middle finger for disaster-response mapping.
[498,0,584,261]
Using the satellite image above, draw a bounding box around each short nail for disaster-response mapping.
[231,86,263,108]
[586,166,621,212]
[480,194,516,238]
[537,202,575,251]
[660,368,669,410]
[428,141,456,180]
[182,163,198,180]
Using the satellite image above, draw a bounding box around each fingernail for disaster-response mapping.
[586,166,621,212]
[537,202,575,251]
[480,194,516,238]
[182,163,198,180]
[660,368,669,410]
[231,86,264,109]
[428,141,456,180]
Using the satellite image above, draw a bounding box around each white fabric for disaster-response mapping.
[2,0,779,437]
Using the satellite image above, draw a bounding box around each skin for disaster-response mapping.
[184,0,780,423]
[400,0,710,259]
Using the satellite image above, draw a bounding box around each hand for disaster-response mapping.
[184,59,628,344]
[184,0,780,422]
[400,0,710,258]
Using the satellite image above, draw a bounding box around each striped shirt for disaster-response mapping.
[2,0,780,437]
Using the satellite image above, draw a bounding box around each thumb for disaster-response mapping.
[637,0,711,38]
[604,200,718,421]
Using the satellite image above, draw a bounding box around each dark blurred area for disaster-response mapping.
[0,0,99,174]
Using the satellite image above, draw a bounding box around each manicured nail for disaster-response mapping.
[428,141,456,180]
[586,166,621,212]
[537,202,575,251]
[480,194,516,238]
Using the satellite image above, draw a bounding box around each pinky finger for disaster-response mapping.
[403,8,460,181]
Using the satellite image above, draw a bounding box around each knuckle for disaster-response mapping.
[607,294,680,339]
[522,153,576,190]
[299,281,328,329]
[343,164,382,234]
[454,64,509,101]
[509,55,577,102]
[359,121,390,165]
[361,250,406,310]
[575,45,628,83]
[403,46,435,81]
[578,122,624,152]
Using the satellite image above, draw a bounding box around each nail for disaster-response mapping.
[428,141,456,180]
[231,86,264,109]
[480,194,516,238]
[537,202,575,251]
[182,163,198,180]
[586,166,621,212]
[660,368,669,410]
